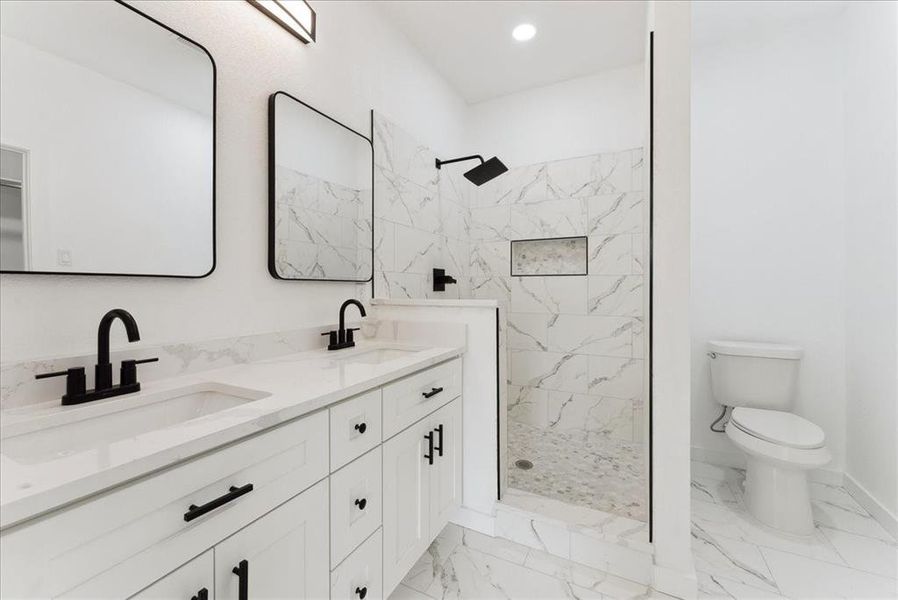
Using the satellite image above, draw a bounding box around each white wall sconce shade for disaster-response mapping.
[248,0,316,44]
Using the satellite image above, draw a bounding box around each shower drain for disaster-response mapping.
[514,459,533,470]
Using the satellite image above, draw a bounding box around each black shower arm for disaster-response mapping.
[435,155,485,170]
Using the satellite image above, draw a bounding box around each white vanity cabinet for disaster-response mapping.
[0,356,462,600]
[382,398,462,595]
[129,550,213,600]
[214,480,330,600]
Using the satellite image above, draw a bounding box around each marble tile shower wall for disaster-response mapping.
[468,150,647,447]
[372,114,472,299]
[274,166,373,280]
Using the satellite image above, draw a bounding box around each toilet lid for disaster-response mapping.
[730,407,825,449]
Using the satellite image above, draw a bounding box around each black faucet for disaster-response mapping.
[36,308,158,405]
[322,299,367,351]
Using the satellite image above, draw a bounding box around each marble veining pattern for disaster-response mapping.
[1,325,355,410]
[691,461,898,599]
[373,113,471,300]
[274,165,371,280]
[390,523,666,600]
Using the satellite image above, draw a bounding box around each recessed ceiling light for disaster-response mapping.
[512,23,537,42]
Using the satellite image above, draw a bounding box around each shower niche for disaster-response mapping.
[510,236,588,276]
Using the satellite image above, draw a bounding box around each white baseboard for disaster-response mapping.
[844,473,898,540]
[450,505,495,536]
[653,563,698,599]
[691,446,844,486]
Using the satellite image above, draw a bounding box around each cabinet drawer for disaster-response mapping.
[382,358,461,439]
[330,389,382,472]
[330,447,382,567]
[331,529,383,600]
[129,549,212,600]
[5,411,329,599]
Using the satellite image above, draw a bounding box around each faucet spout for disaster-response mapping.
[338,299,366,333]
[96,308,140,389]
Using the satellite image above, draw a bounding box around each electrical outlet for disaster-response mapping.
[57,249,71,266]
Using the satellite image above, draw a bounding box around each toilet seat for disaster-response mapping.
[730,407,825,449]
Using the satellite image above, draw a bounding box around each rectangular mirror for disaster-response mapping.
[269,92,373,282]
[0,0,215,277]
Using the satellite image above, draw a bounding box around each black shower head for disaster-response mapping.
[464,157,508,186]
[435,154,508,186]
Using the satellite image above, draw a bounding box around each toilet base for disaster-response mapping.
[743,456,815,536]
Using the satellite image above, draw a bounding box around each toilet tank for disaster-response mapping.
[708,340,802,410]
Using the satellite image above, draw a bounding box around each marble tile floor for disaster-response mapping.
[508,420,647,521]
[691,461,898,599]
[388,523,670,600]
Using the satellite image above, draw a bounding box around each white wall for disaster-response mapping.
[0,34,213,275]
[690,14,849,472]
[843,1,898,523]
[467,64,645,168]
[0,0,467,363]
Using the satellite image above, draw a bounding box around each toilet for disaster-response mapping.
[708,340,830,535]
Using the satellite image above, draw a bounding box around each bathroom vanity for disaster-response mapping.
[0,343,463,599]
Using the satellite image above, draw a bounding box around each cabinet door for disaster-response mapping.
[129,550,213,600]
[429,399,462,534]
[382,419,431,596]
[215,480,328,600]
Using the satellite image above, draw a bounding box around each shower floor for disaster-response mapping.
[507,421,647,521]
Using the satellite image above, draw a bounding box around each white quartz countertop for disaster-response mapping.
[371,298,499,308]
[0,342,462,529]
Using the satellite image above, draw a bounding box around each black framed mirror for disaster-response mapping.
[0,0,216,278]
[268,92,374,282]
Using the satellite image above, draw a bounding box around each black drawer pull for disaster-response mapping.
[184,483,254,522]
[354,422,367,434]
[232,559,248,600]
[424,431,435,465]
[422,386,444,399]
[354,497,367,510]
[191,588,209,600]
[434,424,444,457]
[355,586,368,599]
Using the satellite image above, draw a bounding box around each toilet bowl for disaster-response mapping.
[726,407,831,535]
[708,340,830,536]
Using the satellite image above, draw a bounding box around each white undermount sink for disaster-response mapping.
[334,347,419,365]
[1,383,269,465]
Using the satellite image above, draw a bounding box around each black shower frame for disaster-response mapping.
[0,0,218,279]
[267,92,375,284]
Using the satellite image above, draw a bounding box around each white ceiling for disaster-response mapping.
[692,1,847,47]
[376,1,647,104]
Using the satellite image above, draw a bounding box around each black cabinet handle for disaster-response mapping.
[355,586,368,599]
[424,431,435,465]
[422,386,444,399]
[184,483,254,522]
[191,588,209,600]
[434,424,444,457]
[232,559,248,600]
[354,497,367,510]
[354,422,367,434]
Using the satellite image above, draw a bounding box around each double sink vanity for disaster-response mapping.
[0,316,464,599]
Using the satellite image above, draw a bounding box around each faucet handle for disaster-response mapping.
[35,367,86,400]
[346,327,361,345]
[120,357,158,387]
[321,330,338,349]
